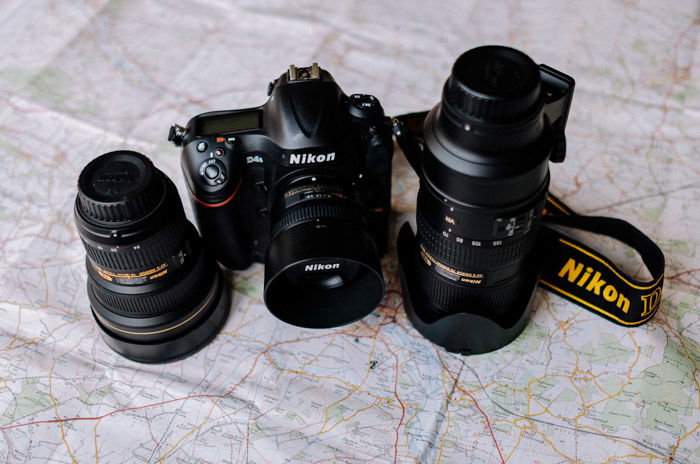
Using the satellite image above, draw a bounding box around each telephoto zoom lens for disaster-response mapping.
[398,45,574,354]
[74,151,230,363]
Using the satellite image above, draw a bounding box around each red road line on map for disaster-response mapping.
[668,268,700,279]
[0,318,393,435]
[667,268,700,290]
[0,394,223,431]
[357,294,406,464]
[388,345,406,464]
[0,343,269,433]
[434,350,505,464]
[461,389,505,463]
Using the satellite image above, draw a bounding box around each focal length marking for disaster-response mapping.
[289,152,336,164]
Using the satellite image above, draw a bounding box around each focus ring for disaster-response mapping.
[271,202,363,238]
[89,245,209,317]
[82,217,189,272]
[414,255,534,321]
[416,213,540,271]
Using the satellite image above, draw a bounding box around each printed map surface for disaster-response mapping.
[0,0,699,462]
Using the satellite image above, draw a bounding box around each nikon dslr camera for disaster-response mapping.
[169,63,393,328]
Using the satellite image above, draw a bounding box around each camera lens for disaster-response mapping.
[399,46,572,354]
[74,151,230,363]
[263,177,384,328]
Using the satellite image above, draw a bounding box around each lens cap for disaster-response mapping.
[264,220,384,328]
[77,150,165,223]
[445,45,541,123]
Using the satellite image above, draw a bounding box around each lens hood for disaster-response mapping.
[264,219,384,328]
[397,223,541,354]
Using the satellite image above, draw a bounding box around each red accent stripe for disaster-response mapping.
[194,178,242,208]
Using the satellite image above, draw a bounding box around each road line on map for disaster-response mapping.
[434,350,505,463]
[460,362,674,462]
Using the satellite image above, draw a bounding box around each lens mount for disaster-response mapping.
[264,220,384,328]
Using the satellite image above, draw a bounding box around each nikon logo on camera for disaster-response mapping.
[304,263,341,272]
[289,152,336,165]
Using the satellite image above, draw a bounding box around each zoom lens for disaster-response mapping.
[74,151,230,363]
[263,177,384,328]
[398,46,574,354]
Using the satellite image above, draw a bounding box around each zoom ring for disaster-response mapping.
[89,246,209,317]
[271,202,363,238]
[415,257,533,320]
[83,218,189,272]
[416,213,540,271]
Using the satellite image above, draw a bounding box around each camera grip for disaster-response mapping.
[191,197,253,270]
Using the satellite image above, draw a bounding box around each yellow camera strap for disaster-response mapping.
[394,111,665,327]
[539,196,664,326]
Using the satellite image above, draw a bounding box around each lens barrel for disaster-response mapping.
[75,151,230,363]
[399,46,574,354]
[263,177,384,328]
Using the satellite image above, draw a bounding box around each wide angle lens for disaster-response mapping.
[263,177,384,328]
[74,150,230,363]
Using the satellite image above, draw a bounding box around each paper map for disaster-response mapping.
[0,1,699,462]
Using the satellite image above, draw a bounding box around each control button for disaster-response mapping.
[214,148,225,157]
[550,129,566,163]
[257,207,269,218]
[494,211,534,238]
[351,93,378,109]
[204,165,219,179]
[197,142,208,152]
[225,137,237,147]
[348,94,382,119]
[254,181,267,192]
[198,159,227,186]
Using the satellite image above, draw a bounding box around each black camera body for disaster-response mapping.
[170,64,393,328]
[171,64,393,269]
